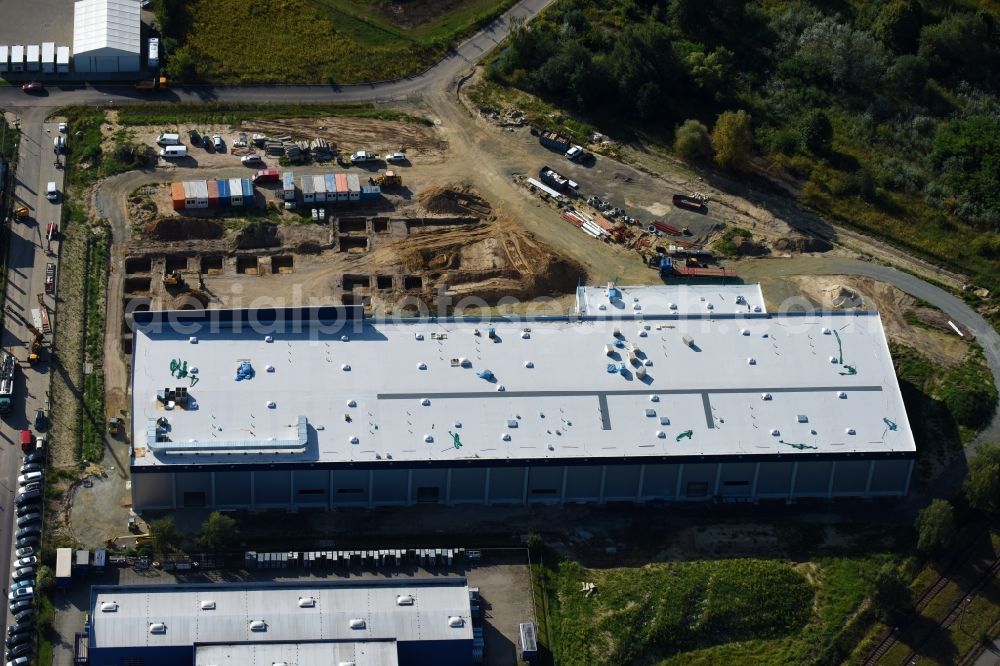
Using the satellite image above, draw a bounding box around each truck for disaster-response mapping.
[253,168,280,184]
[20,430,33,453]
[136,76,167,91]
[672,193,707,211]
[539,166,578,193]
[0,350,16,414]
[565,144,589,162]
[147,38,159,68]
[539,130,571,153]
[658,256,735,279]
[349,151,379,164]
[44,263,55,294]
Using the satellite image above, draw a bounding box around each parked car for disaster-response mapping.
[8,599,32,615]
[15,505,36,518]
[14,526,40,540]
[13,609,34,625]
[15,557,36,569]
[188,129,201,145]
[16,472,41,487]
[11,568,34,582]
[21,81,43,93]
[212,134,223,151]
[5,632,30,649]
[19,463,43,475]
[14,547,35,559]
[33,408,46,431]
[16,513,41,528]
[15,536,39,550]
[8,587,33,602]
[241,154,263,166]
[233,132,248,148]
[7,654,31,666]
[385,152,407,164]
[15,490,41,506]
[5,641,33,659]
[58,122,67,133]
[7,622,33,636]
[23,451,44,465]
[19,482,41,494]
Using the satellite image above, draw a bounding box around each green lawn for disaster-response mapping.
[170,0,515,83]
[546,555,892,665]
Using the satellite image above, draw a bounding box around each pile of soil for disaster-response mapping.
[828,285,863,308]
[773,235,833,253]
[418,184,492,217]
[145,217,224,241]
[736,239,768,257]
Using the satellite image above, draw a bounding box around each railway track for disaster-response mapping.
[863,527,991,666]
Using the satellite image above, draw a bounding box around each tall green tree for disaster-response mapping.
[711,110,753,171]
[149,516,180,554]
[674,119,712,162]
[915,499,956,555]
[197,511,239,553]
[966,443,1000,514]
[799,110,833,155]
[871,564,911,620]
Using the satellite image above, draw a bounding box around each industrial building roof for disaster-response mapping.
[73,0,140,56]
[195,640,399,666]
[575,283,766,316]
[130,306,915,469]
[90,579,472,650]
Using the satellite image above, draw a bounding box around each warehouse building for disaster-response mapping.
[129,297,915,511]
[73,0,141,72]
[575,282,766,316]
[87,578,474,666]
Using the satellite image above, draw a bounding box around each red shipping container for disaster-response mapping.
[207,179,220,208]
[170,182,186,211]
[335,173,348,198]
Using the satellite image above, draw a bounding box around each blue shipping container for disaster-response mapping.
[241,178,253,202]
[360,185,381,200]
[217,178,231,207]
[325,174,337,196]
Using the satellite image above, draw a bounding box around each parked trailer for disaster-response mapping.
[170,182,185,210]
[313,174,327,203]
[325,174,337,201]
[539,130,571,152]
[45,263,56,294]
[253,168,279,184]
[658,257,735,278]
[56,548,72,588]
[282,171,295,200]
[217,178,231,207]
[56,46,69,73]
[41,42,55,73]
[347,173,361,201]
[539,166,578,192]
[0,350,16,414]
[0,46,8,73]
[207,179,220,208]
[300,176,315,203]
[241,178,253,205]
[229,178,245,207]
[672,193,706,211]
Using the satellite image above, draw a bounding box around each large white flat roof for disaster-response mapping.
[130,307,915,469]
[91,579,472,650]
[195,640,399,666]
[576,283,765,316]
[73,0,140,56]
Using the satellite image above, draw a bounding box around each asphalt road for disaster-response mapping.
[0,108,64,633]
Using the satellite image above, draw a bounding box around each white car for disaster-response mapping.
[385,152,407,163]
[350,150,378,163]
[17,472,42,486]
[241,154,263,166]
[58,122,67,133]
[15,556,36,568]
[7,587,32,601]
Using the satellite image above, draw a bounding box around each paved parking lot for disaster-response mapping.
[51,550,535,666]
[0,0,73,55]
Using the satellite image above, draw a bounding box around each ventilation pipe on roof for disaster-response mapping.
[449,616,466,628]
[349,618,366,630]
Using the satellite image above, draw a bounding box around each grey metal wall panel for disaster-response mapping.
[680,463,716,499]
[604,464,641,499]
[488,467,525,503]
[133,472,173,510]
[564,465,602,500]
[756,462,793,496]
[411,468,448,504]
[450,468,487,503]
[794,461,833,496]
[527,466,562,503]
[214,471,251,507]
[371,469,408,504]
[175,472,211,507]
[640,464,679,499]
[293,469,330,505]
[870,460,911,494]
[832,460,870,494]
[718,462,755,497]
[254,470,291,506]
[331,469,370,505]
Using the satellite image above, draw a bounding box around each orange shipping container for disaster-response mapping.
[207,179,220,207]
[335,173,348,200]
[170,182,185,211]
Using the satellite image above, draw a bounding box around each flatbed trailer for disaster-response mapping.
[0,350,15,414]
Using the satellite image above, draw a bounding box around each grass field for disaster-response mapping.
[544,554,894,665]
[171,0,515,83]
[116,103,430,127]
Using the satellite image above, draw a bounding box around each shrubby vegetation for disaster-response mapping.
[487,0,1000,289]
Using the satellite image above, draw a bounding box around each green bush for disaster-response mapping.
[915,499,956,555]
[673,119,712,162]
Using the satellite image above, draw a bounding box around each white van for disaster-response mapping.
[53,135,65,153]
[156,133,180,146]
[160,145,187,159]
[148,38,159,69]
[45,182,58,201]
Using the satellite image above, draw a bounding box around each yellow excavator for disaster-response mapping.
[163,270,185,287]
[369,170,402,188]
[5,305,45,364]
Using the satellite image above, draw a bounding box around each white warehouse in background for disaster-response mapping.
[73,0,141,72]
[129,296,916,512]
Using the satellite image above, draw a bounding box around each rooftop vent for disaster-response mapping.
[747,357,757,365]
[669,303,677,310]
[460,357,471,368]
[521,331,530,339]
[424,435,434,443]
[797,414,808,423]
[189,336,198,344]
[266,401,276,409]
[349,618,366,630]
[656,430,666,438]
[200,600,215,610]
[754,305,762,312]
[639,330,648,337]
[265,365,274,372]
[645,409,656,417]
[497,385,506,392]
[265,335,273,343]
[350,436,359,445]
[830,356,839,363]
[453,421,462,428]
[298,597,316,608]
[396,595,415,606]
[415,333,424,340]
[341,335,349,342]
[100,602,118,612]
[846,428,856,435]
[347,399,357,407]
[149,623,166,634]
[682,334,694,348]
[649,395,659,402]
[339,662,357,666]
[449,616,465,628]
[838,391,847,399]
[341,364,351,371]
[660,416,670,425]
[644,359,653,366]
[740,328,750,336]
[524,361,534,368]
[761,392,772,401]
[417,362,427,370]
[249,620,267,632]
[706,303,714,310]
[822,327,831,335]
[502,433,511,442]
[770,429,780,436]
[421,398,431,406]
